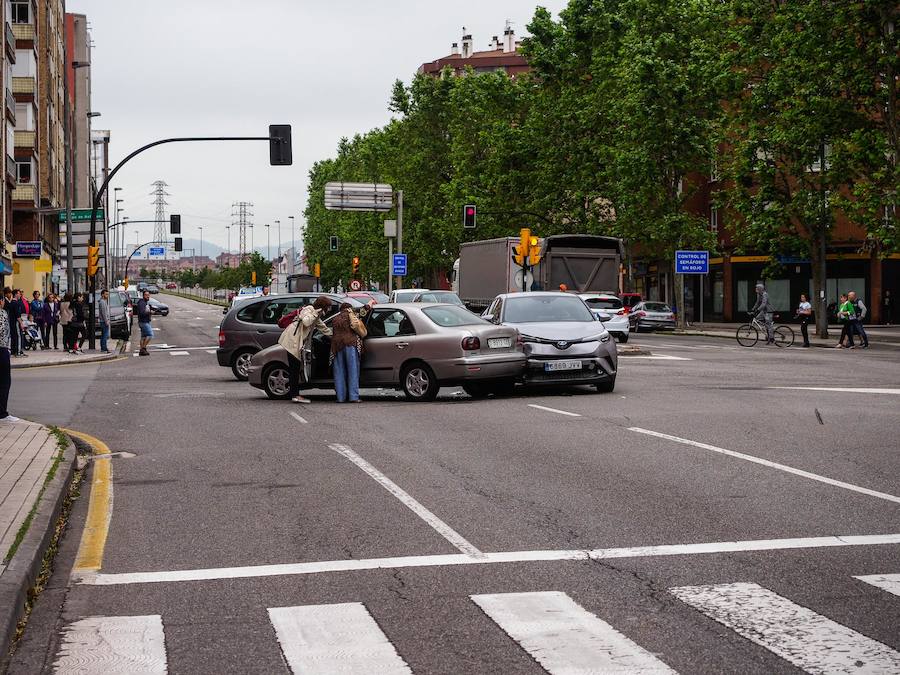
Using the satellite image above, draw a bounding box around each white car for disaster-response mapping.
[578,294,630,343]
[389,288,431,303]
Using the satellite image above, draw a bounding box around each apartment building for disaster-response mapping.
[1,2,16,283]
[418,26,529,78]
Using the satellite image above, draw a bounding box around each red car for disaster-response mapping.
[165,283,177,290]
[620,293,642,314]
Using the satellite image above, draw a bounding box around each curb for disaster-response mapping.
[11,351,121,370]
[0,435,76,665]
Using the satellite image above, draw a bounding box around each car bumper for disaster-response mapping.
[523,354,616,386]
[601,317,630,335]
[431,352,526,383]
[636,320,675,331]
[216,348,232,367]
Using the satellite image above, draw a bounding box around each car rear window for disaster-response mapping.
[236,301,264,323]
[644,302,671,312]
[584,297,623,310]
[422,306,487,327]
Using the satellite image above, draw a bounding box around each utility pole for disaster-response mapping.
[199,226,204,258]
[232,201,253,261]
[265,222,270,260]
[150,180,169,247]
[288,216,295,273]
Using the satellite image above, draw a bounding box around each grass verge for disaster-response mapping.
[160,290,228,307]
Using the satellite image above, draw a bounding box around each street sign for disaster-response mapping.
[383,220,397,238]
[34,259,52,273]
[57,209,105,222]
[14,241,42,257]
[324,182,393,212]
[675,250,709,274]
[349,279,363,291]
[148,246,166,259]
[392,253,408,276]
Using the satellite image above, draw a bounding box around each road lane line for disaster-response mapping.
[53,615,167,674]
[268,603,411,674]
[620,355,692,361]
[670,582,900,672]
[471,591,674,674]
[769,386,900,395]
[168,351,190,356]
[328,443,483,557]
[65,429,114,574]
[855,573,900,598]
[628,427,900,505]
[77,533,900,586]
[527,404,581,417]
[289,412,308,424]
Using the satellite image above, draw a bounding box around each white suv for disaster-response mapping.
[578,294,631,343]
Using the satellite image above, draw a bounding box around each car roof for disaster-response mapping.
[578,293,620,299]
[495,291,583,300]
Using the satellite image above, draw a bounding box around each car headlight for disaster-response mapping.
[600,333,611,343]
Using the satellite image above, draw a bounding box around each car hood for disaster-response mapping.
[505,321,606,341]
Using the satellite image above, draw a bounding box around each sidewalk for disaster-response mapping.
[0,421,75,659]
[671,322,900,348]
[11,343,125,369]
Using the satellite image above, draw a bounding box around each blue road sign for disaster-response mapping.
[675,250,709,274]
[148,246,166,259]
[392,253,408,276]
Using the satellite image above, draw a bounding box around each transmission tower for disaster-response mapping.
[150,180,170,245]
[231,201,254,261]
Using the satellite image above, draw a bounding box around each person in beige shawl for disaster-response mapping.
[277,296,332,403]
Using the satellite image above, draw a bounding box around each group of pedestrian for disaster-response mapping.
[835,290,869,349]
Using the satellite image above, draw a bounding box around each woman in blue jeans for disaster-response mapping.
[330,303,367,402]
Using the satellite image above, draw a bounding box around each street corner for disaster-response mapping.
[0,423,76,664]
[618,344,651,356]
[11,349,124,369]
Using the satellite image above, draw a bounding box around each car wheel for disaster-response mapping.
[595,376,616,393]
[231,349,256,381]
[262,363,293,400]
[401,362,439,402]
[618,333,629,343]
[462,382,491,399]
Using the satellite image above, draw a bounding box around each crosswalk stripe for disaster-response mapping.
[855,573,900,598]
[471,591,675,674]
[670,582,900,674]
[169,351,190,356]
[53,615,167,674]
[268,603,411,674]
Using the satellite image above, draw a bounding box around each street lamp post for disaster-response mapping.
[199,226,204,259]
[250,225,254,254]
[275,220,281,259]
[265,223,270,261]
[226,225,230,256]
[288,215,295,273]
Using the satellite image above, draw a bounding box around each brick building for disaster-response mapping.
[419,26,529,78]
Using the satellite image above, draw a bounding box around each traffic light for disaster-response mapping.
[269,124,293,166]
[528,235,542,266]
[86,245,100,277]
[123,277,129,290]
[329,235,339,252]
[251,271,257,285]
[463,204,477,228]
[352,256,360,277]
[313,262,321,278]
[174,237,183,252]
[170,214,181,234]
[513,228,530,266]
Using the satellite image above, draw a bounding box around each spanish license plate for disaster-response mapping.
[545,360,582,372]
[488,337,512,349]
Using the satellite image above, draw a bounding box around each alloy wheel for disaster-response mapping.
[267,367,291,397]
[405,368,430,398]
[235,352,253,378]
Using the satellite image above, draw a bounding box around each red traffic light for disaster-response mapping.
[463,204,477,228]
[466,207,475,216]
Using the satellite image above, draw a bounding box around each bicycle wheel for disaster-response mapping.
[773,325,794,348]
[736,324,758,347]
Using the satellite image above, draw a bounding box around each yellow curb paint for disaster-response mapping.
[64,429,113,573]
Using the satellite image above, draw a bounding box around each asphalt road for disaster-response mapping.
[8,293,900,674]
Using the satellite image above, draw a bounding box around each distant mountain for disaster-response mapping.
[176,239,303,261]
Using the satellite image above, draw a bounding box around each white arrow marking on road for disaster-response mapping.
[328,443,484,558]
[769,386,900,395]
[472,591,675,674]
[527,404,581,417]
[855,573,900,598]
[53,615,168,674]
[629,427,900,504]
[671,582,900,673]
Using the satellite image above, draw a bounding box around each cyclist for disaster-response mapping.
[750,282,775,344]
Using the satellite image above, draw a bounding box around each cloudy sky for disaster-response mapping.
[72,0,568,253]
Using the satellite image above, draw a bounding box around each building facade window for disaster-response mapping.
[16,159,33,184]
[11,1,31,23]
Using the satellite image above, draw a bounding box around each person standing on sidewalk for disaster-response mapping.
[59,293,73,352]
[750,282,775,344]
[136,290,153,356]
[29,291,45,350]
[848,291,869,349]
[98,290,112,353]
[42,293,59,349]
[796,294,813,347]
[883,289,893,325]
[0,293,17,422]
[68,293,86,354]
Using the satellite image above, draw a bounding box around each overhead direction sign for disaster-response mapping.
[148,246,166,259]
[675,250,709,274]
[392,253,408,276]
[324,182,393,212]
[58,209,105,222]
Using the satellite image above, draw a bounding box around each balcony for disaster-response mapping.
[5,23,15,62]
[14,130,35,149]
[5,90,15,125]
[11,23,35,42]
[6,155,16,186]
[12,183,37,206]
[12,76,35,99]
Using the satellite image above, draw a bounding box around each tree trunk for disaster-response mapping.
[811,228,829,339]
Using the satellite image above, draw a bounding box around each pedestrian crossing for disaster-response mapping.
[52,575,900,674]
[131,347,218,357]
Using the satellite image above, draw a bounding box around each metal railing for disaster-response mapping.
[12,184,37,204]
[6,155,16,183]
[11,22,34,41]
[5,23,15,60]
[5,89,15,123]
[14,130,35,148]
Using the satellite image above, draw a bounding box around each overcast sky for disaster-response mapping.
[72,0,568,253]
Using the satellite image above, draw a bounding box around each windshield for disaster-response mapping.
[643,302,671,312]
[422,306,486,327]
[503,295,595,323]
[583,297,623,310]
[418,292,464,306]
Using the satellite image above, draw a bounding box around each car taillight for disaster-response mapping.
[636,311,646,317]
[218,329,225,347]
[461,336,480,351]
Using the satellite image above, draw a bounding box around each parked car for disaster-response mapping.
[412,290,465,307]
[146,284,161,294]
[389,289,431,303]
[217,293,366,381]
[248,303,524,402]
[578,293,630,343]
[149,298,169,316]
[92,290,131,339]
[620,293,642,314]
[347,291,390,304]
[628,301,676,332]
[484,292,617,392]
[165,283,177,290]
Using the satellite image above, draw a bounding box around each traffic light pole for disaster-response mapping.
[86,135,280,349]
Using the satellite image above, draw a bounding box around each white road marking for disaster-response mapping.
[289,412,308,424]
[169,351,190,356]
[769,386,900,395]
[76,533,900,586]
[53,615,167,674]
[620,355,692,361]
[527,404,582,417]
[328,443,483,557]
[472,591,674,673]
[205,349,217,354]
[629,427,900,505]
[670,582,900,673]
[268,603,411,675]
[855,573,900,598]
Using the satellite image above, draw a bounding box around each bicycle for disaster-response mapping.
[736,313,795,348]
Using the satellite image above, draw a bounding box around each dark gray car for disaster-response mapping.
[217,293,365,380]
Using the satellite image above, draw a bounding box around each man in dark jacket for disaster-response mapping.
[5,288,23,357]
[136,290,153,356]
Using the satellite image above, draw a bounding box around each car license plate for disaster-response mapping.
[545,360,582,372]
[488,337,512,349]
